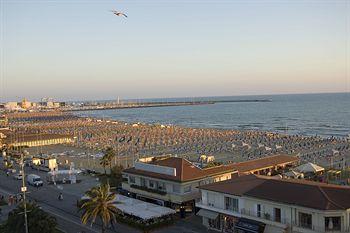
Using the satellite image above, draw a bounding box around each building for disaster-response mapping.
[121,155,299,213]
[32,157,58,171]
[5,102,19,110]
[0,115,8,129]
[196,174,350,233]
[230,154,299,175]
[21,98,32,109]
[122,156,238,212]
[5,134,74,148]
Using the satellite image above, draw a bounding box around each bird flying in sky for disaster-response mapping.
[111,10,127,18]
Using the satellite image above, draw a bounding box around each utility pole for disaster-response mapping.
[20,151,29,233]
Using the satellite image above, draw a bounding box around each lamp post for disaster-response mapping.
[20,150,29,233]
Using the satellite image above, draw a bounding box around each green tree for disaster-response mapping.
[80,183,119,233]
[2,202,57,233]
[100,155,110,175]
[105,147,116,173]
[100,147,115,175]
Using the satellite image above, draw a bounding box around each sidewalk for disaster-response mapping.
[0,189,17,224]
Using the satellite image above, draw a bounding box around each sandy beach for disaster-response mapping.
[6,112,350,171]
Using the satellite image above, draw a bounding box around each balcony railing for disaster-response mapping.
[197,202,350,233]
[130,184,167,196]
[240,208,288,225]
[197,202,288,225]
[292,221,349,233]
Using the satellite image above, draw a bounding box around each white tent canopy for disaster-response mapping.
[295,162,324,173]
[114,195,176,220]
[47,169,82,176]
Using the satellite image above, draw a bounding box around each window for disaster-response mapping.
[157,182,165,190]
[274,208,281,222]
[140,178,146,187]
[149,180,154,188]
[257,204,261,218]
[173,184,180,193]
[129,176,135,184]
[207,192,215,207]
[325,217,341,231]
[224,197,239,212]
[208,217,221,230]
[184,185,191,193]
[299,212,312,229]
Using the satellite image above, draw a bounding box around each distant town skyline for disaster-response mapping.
[1,0,349,102]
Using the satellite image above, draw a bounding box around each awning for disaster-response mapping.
[234,218,266,233]
[197,209,219,219]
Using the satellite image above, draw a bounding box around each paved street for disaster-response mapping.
[0,159,139,233]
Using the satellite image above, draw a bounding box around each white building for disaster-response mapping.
[196,174,350,233]
[122,156,238,212]
[5,102,19,110]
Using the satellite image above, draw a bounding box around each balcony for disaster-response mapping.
[196,202,288,228]
[196,202,350,233]
[292,221,349,233]
[122,182,199,204]
[240,208,288,225]
[130,184,167,196]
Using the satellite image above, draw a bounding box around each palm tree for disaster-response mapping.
[100,147,115,175]
[80,183,119,233]
[104,147,115,174]
[100,155,110,175]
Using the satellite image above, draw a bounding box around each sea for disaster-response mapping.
[76,93,350,138]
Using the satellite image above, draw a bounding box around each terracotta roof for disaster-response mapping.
[200,174,350,210]
[230,155,299,173]
[123,157,237,182]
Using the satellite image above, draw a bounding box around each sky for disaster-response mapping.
[0,0,349,102]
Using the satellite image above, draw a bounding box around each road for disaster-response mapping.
[0,162,139,233]
[0,160,210,233]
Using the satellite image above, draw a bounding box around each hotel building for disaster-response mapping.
[196,174,350,233]
[122,156,238,212]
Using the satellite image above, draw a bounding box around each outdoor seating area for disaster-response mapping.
[115,195,176,221]
[114,195,176,230]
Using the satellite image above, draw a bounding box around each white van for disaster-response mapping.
[27,174,44,187]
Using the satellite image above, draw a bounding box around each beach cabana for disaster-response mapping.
[295,162,324,174]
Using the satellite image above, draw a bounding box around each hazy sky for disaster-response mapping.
[1,0,349,101]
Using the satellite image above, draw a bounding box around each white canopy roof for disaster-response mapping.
[114,195,176,220]
[47,169,82,176]
[295,162,324,173]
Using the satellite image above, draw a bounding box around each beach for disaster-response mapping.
[5,111,349,172]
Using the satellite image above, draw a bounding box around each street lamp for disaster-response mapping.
[20,150,29,233]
